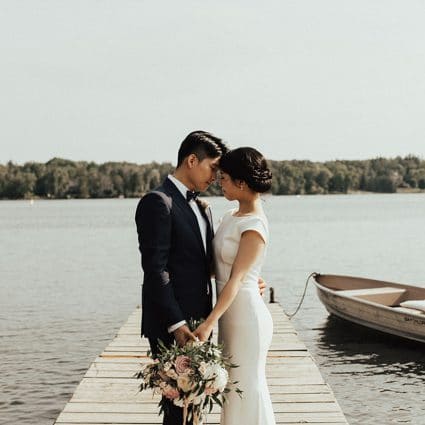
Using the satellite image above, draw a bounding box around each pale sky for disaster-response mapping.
[1,1,425,164]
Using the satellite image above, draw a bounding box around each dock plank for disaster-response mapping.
[54,303,348,424]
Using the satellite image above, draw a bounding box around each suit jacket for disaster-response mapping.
[135,177,214,340]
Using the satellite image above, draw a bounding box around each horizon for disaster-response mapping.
[2,153,425,167]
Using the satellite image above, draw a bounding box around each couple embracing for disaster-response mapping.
[135,131,276,425]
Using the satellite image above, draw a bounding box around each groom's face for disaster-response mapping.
[191,155,220,192]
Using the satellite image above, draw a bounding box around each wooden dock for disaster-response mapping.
[54,303,349,424]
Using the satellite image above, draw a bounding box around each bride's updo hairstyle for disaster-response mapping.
[219,147,272,193]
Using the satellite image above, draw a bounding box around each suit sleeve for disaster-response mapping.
[135,192,185,327]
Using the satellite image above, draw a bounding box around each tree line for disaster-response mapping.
[1,156,424,199]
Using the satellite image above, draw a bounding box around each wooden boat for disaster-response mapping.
[313,273,425,343]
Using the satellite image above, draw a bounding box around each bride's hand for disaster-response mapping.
[258,277,267,296]
[193,322,213,342]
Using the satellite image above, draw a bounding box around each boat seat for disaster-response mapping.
[338,287,407,306]
[393,306,425,316]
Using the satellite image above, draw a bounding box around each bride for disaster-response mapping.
[194,147,276,425]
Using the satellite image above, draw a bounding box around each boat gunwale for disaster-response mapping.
[314,273,425,293]
[313,274,425,318]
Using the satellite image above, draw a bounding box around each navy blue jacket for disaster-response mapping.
[135,177,214,341]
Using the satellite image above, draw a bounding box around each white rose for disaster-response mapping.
[213,367,228,392]
[163,362,172,372]
[166,368,179,380]
[201,362,216,380]
[198,361,208,376]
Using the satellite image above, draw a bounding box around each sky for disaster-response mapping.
[1,0,425,165]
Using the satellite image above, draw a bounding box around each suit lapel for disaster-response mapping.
[164,178,207,257]
[196,201,214,260]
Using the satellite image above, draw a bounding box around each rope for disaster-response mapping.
[282,272,318,319]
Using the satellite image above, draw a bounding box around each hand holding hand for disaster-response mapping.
[193,322,213,342]
[258,276,267,296]
[173,325,196,347]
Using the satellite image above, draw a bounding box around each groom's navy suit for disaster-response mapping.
[136,177,214,340]
[135,177,214,424]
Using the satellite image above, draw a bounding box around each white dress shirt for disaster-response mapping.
[167,174,208,333]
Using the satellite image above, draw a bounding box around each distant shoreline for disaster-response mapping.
[1,188,424,201]
[2,156,425,199]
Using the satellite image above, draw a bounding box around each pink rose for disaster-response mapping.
[162,385,180,400]
[175,355,191,374]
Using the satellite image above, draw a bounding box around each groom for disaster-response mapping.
[135,131,227,425]
[135,131,266,425]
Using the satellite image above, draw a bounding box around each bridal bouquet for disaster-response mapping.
[135,322,241,425]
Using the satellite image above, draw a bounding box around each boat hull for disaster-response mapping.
[314,275,425,344]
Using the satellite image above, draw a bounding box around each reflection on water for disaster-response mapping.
[313,315,425,424]
[318,315,425,371]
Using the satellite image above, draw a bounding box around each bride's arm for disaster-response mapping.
[194,230,265,341]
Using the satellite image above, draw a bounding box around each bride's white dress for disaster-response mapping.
[213,209,276,425]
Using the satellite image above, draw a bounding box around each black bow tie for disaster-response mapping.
[186,190,200,202]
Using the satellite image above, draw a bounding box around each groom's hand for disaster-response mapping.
[173,325,196,347]
[258,277,267,296]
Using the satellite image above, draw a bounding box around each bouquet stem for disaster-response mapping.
[183,399,188,425]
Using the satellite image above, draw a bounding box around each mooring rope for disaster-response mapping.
[282,272,318,319]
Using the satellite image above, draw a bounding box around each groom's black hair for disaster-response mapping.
[177,131,228,167]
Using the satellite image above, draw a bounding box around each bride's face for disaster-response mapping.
[219,172,240,200]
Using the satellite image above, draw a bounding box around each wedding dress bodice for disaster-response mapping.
[213,208,268,292]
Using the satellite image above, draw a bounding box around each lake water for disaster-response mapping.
[1,195,425,424]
